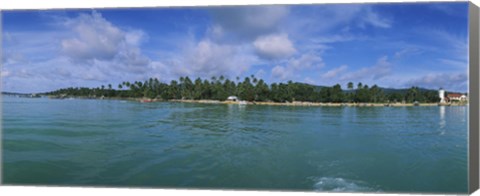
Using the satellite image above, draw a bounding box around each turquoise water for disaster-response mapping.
[2,96,468,193]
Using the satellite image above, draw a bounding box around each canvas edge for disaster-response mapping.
[0,1,475,194]
[0,10,4,186]
[469,1,480,194]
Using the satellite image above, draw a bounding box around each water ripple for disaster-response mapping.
[312,177,378,192]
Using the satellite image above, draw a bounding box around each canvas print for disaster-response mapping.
[1,2,470,194]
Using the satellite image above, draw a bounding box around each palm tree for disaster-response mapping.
[149,78,154,88]
[211,76,217,82]
[347,82,353,90]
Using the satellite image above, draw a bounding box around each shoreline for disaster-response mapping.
[44,95,467,107]
[152,98,467,107]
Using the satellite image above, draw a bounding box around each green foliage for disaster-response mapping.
[45,76,443,103]
[347,82,353,90]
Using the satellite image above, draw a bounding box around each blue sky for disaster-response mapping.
[2,2,469,93]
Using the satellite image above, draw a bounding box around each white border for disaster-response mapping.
[0,186,453,196]
[0,0,469,10]
[0,0,477,196]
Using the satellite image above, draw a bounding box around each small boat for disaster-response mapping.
[413,101,419,106]
[239,101,248,105]
[140,99,153,103]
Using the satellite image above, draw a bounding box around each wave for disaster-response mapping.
[312,177,378,192]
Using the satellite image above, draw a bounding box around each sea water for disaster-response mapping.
[2,96,468,193]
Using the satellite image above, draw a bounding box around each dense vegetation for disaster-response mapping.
[45,75,442,103]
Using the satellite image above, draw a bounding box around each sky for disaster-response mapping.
[1,2,469,93]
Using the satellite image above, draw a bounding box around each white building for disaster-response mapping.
[447,93,467,102]
[226,96,239,102]
[438,88,445,103]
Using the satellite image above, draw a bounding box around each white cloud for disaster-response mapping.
[115,48,151,72]
[288,5,363,35]
[407,28,467,65]
[394,47,422,59]
[169,39,255,79]
[207,25,225,40]
[404,72,467,92]
[270,52,324,81]
[287,4,391,39]
[3,31,61,63]
[78,64,109,82]
[361,8,391,28]
[24,57,109,83]
[61,12,123,61]
[1,70,11,78]
[429,4,467,17]
[288,53,324,70]
[340,56,392,81]
[429,29,468,62]
[438,58,467,68]
[59,12,157,78]
[303,77,316,84]
[253,33,296,60]
[210,6,289,41]
[271,65,289,80]
[3,51,27,64]
[55,67,73,78]
[1,68,34,79]
[1,12,171,93]
[322,65,348,79]
[311,34,356,44]
[125,30,147,46]
[61,11,149,68]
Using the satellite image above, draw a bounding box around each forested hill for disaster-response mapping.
[2,92,29,96]
[42,76,448,103]
[301,83,443,95]
[2,92,41,98]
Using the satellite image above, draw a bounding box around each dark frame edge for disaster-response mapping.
[0,10,4,186]
[469,1,480,194]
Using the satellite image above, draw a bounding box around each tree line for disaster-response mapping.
[45,75,441,103]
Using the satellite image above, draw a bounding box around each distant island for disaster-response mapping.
[32,75,468,106]
[2,92,41,98]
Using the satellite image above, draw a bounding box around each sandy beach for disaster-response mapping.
[157,99,466,107]
[48,95,466,107]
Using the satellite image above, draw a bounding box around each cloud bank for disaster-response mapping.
[1,4,469,93]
